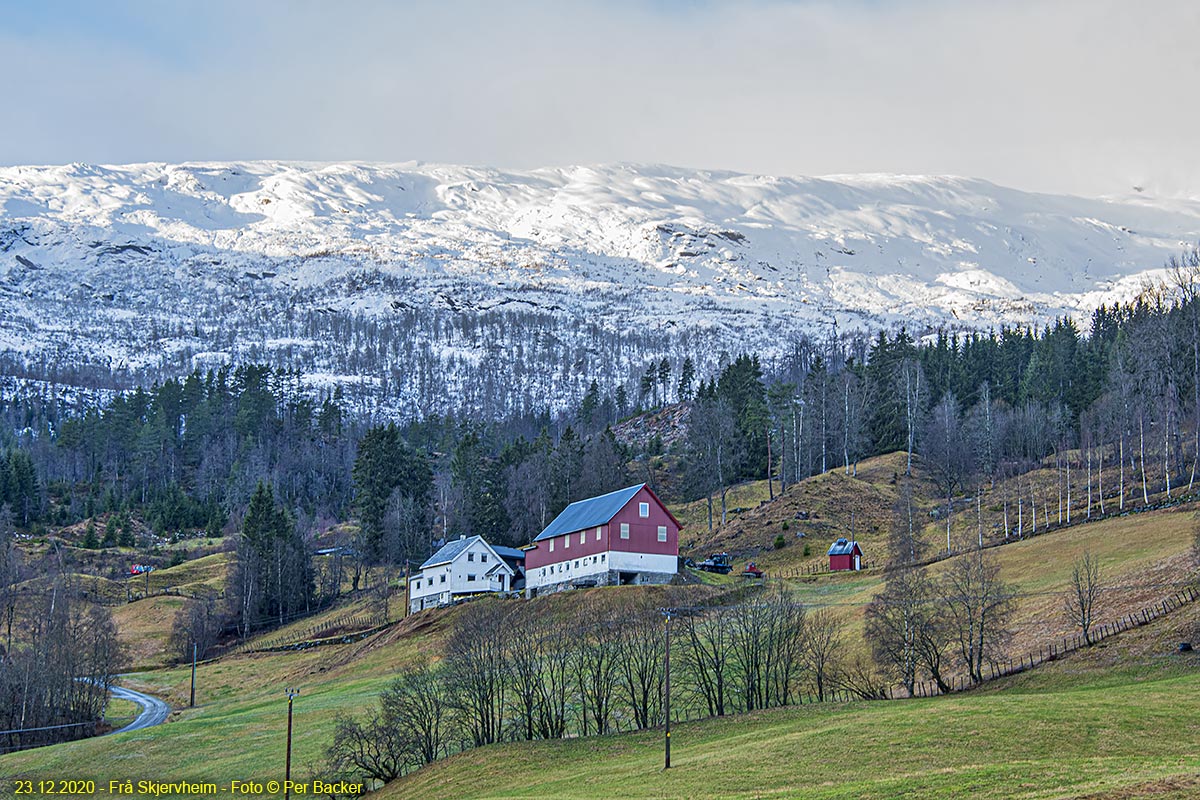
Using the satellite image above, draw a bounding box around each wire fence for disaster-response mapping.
[894,584,1200,700]
[0,719,101,755]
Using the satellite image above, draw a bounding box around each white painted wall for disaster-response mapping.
[409,537,514,611]
[525,550,677,590]
[609,550,677,576]
[526,551,610,590]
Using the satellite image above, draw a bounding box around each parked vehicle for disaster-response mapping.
[692,552,733,574]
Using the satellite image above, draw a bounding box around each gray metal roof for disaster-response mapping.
[533,484,646,542]
[421,536,480,569]
[421,536,525,569]
[827,538,860,556]
[492,545,526,561]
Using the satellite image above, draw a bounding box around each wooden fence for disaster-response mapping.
[772,560,872,579]
[896,584,1200,699]
[226,608,395,655]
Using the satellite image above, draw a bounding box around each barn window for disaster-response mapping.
[596,527,602,540]
[620,523,630,539]
[550,540,555,552]
[565,535,571,549]
[467,574,476,582]
[580,531,586,545]
[639,502,649,517]
[658,525,667,542]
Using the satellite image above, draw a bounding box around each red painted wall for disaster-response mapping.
[608,486,679,557]
[829,544,862,571]
[525,523,612,569]
[525,486,680,569]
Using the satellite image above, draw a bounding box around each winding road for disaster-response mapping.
[108,684,171,734]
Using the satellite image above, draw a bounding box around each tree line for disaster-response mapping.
[323,588,854,789]
[0,507,122,751]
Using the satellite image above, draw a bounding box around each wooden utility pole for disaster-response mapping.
[190,641,197,707]
[403,562,410,618]
[284,688,299,799]
[664,610,672,770]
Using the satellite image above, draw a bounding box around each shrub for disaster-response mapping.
[774,534,786,550]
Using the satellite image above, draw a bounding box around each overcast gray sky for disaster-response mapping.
[2,0,1197,197]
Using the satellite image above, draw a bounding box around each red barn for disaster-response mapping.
[828,538,863,571]
[524,484,681,595]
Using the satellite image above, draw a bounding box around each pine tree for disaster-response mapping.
[678,357,696,401]
[353,424,433,564]
[82,520,99,549]
[234,483,313,631]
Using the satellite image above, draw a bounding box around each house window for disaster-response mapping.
[658,525,667,542]
[601,553,606,562]
[482,554,488,563]
[639,502,649,517]
[550,540,555,552]
[440,574,446,583]
[415,580,421,590]
[580,531,586,545]
[467,574,476,582]
[468,552,474,562]
[574,561,579,568]
[620,523,630,539]
[596,527,602,541]
[565,535,570,549]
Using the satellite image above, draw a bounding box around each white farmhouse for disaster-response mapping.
[408,535,525,614]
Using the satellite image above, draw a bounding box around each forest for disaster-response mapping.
[2,246,1199,750]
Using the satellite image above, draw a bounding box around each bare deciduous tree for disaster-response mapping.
[865,566,934,697]
[803,608,844,702]
[940,548,1015,684]
[1064,551,1102,645]
[443,600,511,747]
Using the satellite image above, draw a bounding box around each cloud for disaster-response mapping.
[2,0,1197,196]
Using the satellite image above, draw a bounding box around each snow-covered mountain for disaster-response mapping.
[2,161,1199,416]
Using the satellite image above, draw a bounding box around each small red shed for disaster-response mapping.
[828,538,863,571]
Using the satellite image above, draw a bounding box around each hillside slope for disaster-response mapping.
[3,162,1199,414]
[379,667,1200,800]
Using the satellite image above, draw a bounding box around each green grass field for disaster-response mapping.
[379,662,1200,800]
[6,456,1200,799]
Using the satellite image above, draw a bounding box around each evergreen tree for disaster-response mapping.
[82,520,99,549]
[233,482,313,633]
[716,354,768,479]
[677,357,696,401]
[353,424,433,564]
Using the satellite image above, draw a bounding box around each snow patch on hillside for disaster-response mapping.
[2,160,1199,414]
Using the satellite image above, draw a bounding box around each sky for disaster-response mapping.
[1,0,1197,197]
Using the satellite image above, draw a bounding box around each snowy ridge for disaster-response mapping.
[2,161,1199,415]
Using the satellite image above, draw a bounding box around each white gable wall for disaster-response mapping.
[409,537,515,612]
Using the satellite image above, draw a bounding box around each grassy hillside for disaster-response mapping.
[6,456,1200,798]
[380,659,1200,800]
[674,452,937,575]
[780,504,1197,665]
[0,609,450,790]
